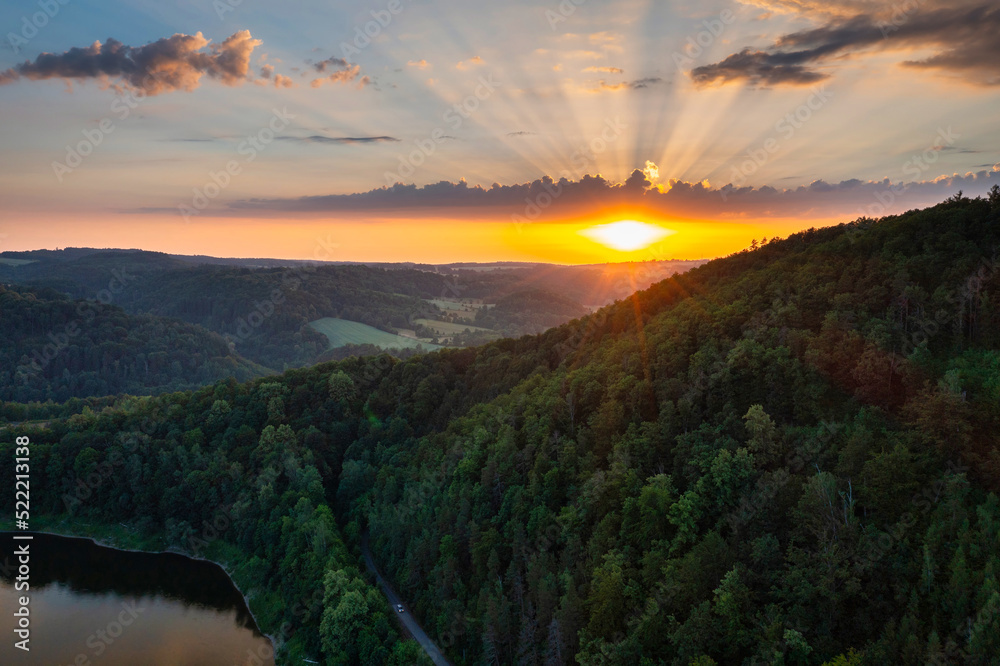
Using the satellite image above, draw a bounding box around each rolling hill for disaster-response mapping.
[0,250,699,371]
[0,285,266,402]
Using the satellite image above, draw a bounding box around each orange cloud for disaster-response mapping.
[309,60,370,88]
[456,56,484,70]
[0,30,262,95]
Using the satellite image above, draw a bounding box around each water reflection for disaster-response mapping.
[1,532,274,666]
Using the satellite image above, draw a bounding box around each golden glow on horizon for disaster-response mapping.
[579,220,674,252]
[3,211,845,265]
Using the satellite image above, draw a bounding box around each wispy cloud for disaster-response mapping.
[456,56,484,70]
[276,135,400,144]
[597,77,664,91]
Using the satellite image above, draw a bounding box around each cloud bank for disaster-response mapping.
[221,165,1000,221]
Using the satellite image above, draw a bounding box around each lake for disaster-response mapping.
[1,532,274,665]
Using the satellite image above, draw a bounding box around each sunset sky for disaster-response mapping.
[1,0,998,263]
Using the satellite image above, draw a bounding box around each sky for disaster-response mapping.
[0,0,998,264]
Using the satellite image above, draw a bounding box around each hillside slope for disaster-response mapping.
[356,194,1000,664]
[0,285,267,402]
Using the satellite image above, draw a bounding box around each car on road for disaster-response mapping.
[396,604,404,613]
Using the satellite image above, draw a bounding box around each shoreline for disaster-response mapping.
[2,528,279,659]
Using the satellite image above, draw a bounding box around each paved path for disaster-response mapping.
[361,533,452,666]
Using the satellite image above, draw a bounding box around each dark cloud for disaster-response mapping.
[507,131,536,137]
[692,48,830,86]
[0,30,262,94]
[692,2,1000,87]
[276,135,400,144]
[228,173,640,213]
[313,57,350,73]
[598,77,664,91]
[938,146,982,154]
[630,77,664,88]
[220,166,1000,221]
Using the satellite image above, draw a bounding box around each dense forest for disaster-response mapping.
[3,193,1000,664]
[0,285,265,403]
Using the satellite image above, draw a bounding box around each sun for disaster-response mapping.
[579,220,674,252]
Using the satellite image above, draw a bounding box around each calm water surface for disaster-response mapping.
[1,532,274,665]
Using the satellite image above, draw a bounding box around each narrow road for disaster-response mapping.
[361,532,452,666]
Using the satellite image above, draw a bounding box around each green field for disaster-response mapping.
[414,318,494,336]
[428,298,474,311]
[427,298,493,314]
[308,318,442,352]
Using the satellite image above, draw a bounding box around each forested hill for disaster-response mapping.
[0,285,266,402]
[4,193,1000,664]
[0,257,450,370]
[0,251,697,370]
[353,193,1000,664]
